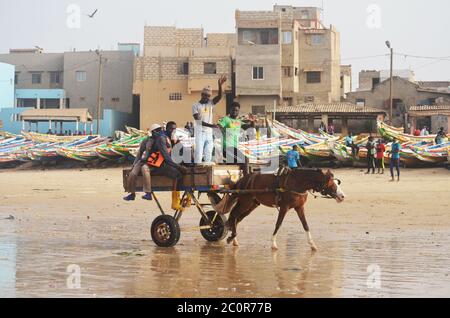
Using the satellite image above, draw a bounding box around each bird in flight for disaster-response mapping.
[87,9,98,18]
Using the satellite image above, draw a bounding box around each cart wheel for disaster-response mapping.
[151,215,181,247]
[199,211,228,242]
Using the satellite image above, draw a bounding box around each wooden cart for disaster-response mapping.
[123,165,243,247]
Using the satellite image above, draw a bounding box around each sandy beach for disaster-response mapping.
[0,166,449,298]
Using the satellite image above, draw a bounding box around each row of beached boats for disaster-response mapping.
[263,120,449,166]
[0,127,147,164]
[1,121,449,167]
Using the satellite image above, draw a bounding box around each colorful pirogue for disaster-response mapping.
[0,121,449,166]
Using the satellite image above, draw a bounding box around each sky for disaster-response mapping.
[0,0,449,85]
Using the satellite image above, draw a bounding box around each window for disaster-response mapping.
[76,71,87,82]
[372,77,380,88]
[204,62,217,75]
[239,28,278,45]
[111,97,120,103]
[50,72,61,84]
[243,30,254,43]
[260,31,270,44]
[282,31,292,44]
[295,67,299,76]
[306,71,321,83]
[305,96,315,103]
[14,72,19,85]
[169,93,182,101]
[252,66,264,80]
[31,72,42,84]
[178,62,189,75]
[300,10,310,19]
[252,105,266,115]
[356,98,366,107]
[311,34,324,45]
[282,67,292,77]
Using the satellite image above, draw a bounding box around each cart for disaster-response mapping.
[123,165,243,247]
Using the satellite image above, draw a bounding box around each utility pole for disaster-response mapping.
[95,50,104,135]
[386,41,394,124]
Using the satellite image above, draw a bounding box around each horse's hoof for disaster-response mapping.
[227,237,234,245]
[232,239,239,247]
[310,245,318,252]
[271,244,279,251]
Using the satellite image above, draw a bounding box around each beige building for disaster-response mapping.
[134,26,234,129]
[234,5,343,115]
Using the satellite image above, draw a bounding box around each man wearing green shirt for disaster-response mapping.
[218,102,252,164]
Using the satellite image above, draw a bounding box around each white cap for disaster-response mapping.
[150,123,162,132]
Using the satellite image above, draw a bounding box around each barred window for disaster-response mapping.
[204,62,217,75]
[306,71,321,83]
[252,105,266,115]
[169,93,182,101]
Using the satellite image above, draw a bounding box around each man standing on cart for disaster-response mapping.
[192,75,227,164]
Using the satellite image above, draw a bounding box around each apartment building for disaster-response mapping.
[134,26,234,128]
[235,5,342,115]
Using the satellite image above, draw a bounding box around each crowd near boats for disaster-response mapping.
[1,121,449,167]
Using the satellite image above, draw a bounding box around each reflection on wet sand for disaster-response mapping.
[1,168,450,297]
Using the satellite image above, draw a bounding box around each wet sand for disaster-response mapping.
[0,167,449,298]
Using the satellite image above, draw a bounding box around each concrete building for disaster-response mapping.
[0,48,136,135]
[357,69,415,91]
[134,26,234,129]
[347,76,450,127]
[0,62,15,109]
[234,5,342,115]
[340,65,352,100]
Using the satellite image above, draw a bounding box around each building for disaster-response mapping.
[0,48,136,135]
[118,43,141,57]
[0,62,15,109]
[234,5,342,115]
[357,69,415,91]
[340,65,352,100]
[347,75,450,127]
[134,26,234,128]
[408,105,450,134]
[269,102,386,134]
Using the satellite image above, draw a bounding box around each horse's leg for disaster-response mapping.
[226,196,256,246]
[232,200,260,247]
[272,206,289,251]
[295,206,318,252]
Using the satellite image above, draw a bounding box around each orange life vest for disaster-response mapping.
[147,136,172,168]
[147,151,165,168]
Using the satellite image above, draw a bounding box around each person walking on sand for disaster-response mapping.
[365,136,376,174]
[376,139,386,174]
[389,138,401,182]
[192,75,227,164]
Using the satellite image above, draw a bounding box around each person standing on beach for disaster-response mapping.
[365,136,376,174]
[376,139,386,174]
[389,138,402,182]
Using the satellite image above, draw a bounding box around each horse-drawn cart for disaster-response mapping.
[123,165,243,247]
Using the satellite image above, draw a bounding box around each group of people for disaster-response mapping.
[365,136,401,182]
[124,75,259,202]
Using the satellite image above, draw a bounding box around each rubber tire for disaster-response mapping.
[151,215,181,247]
[199,211,228,242]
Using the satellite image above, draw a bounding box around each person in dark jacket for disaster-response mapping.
[124,124,160,201]
[365,136,376,174]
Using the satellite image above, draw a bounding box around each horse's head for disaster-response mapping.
[318,170,346,203]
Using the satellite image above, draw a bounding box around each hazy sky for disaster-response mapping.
[0,0,449,83]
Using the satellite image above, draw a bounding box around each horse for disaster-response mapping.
[223,168,345,251]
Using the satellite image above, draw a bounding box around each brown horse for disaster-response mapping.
[224,168,345,251]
